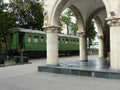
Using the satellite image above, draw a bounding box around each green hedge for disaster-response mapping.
[12,56,29,63]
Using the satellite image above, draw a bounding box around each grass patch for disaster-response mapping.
[5,60,16,65]
[88,49,98,55]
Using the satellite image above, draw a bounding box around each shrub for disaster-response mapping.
[0,57,5,64]
[12,56,20,63]
[12,56,29,63]
[22,56,29,63]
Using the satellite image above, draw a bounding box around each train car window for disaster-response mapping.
[41,37,44,43]
[28,35,32,43]
[34,36,39,43]
[70,39,72,44]
[65,39,69,44]
[75,40,77,45]
[61,39,64,44]
[73,40,75,44]
[58,39,60,44]
[76,40,79,45]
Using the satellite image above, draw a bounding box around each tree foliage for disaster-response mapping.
[60,8,96,46]
[70,22,78,35]
[87,21,97,47]
[0,7,16,30]
[0,1,16,51]
[9,0,44,30]
[60,9,73,25]
[0,0,44,52]
[60,8,78,35]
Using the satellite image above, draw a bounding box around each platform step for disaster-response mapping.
[38,65,120,79]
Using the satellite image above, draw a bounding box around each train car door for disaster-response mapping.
[19,32,25,50]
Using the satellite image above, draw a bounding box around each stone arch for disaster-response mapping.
[50,0,84,33]
[85,7,107,59]
[50,0,68,26]
[94,16,103,36]
[68,5,87,61]
[85,7,105,33]
[94,16,105,58]
[69,5,84,32]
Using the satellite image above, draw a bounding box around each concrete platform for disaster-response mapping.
[38,59,120,79]
[0,57,120,90]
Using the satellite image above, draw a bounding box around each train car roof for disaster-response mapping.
[11,28,79,38]
[58,34,79,39]
[16,28,46,34]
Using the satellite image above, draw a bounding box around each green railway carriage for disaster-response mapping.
[58,34,79,55]
[7,28,79,58]
[7,28,20,53]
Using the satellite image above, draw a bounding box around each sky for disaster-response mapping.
[4,0,9,3]
[3,0,42,3]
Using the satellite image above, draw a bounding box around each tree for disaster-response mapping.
[0,1,16,53]
[70,22,78,35]
[9,0,44,30]
[87,21,97,48]
[60,8,96,47]
[60,8,75,34]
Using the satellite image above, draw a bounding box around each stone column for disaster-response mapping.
[77,32,88,62]
[106,17,120,69]
[44,26,60,66]
[103,0,120,69]
[97,35,104,59]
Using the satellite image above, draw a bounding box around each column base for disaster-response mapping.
[109,67,120,71]
[80,60,88,62]
[46,64,59,67]
[99,57,105,60]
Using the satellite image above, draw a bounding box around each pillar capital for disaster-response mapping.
[97,35,104,39]
[77,31,86,37]
[44,26,61,33]
[103,0,120,17]
[106,17,120,26]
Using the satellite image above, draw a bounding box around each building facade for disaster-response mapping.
[43,0,120,70]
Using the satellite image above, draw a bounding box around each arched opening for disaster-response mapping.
[58,6,85,58]
[39,0,120,76]
[59,5,84,35]
[44,0,109,65]
[85,7,108,59]
[50,0,69,26]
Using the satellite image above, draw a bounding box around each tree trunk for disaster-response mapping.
[67,23,69,34]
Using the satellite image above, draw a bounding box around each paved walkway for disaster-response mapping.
[0,55,120,90]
